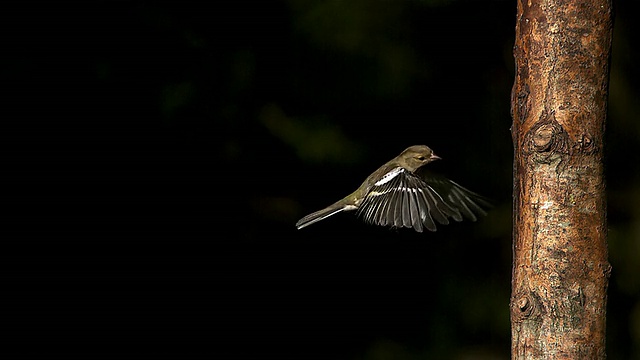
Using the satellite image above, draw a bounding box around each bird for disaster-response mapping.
[295,145,491,233]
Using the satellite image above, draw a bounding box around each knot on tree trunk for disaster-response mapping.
[527,114,568,164]
[511,290,540,323]
[574,132,597,154]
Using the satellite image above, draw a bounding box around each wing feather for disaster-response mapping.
[417,169,493,222]
[408,189,422,232]
[423,184,457,223]
[401,182,412,228]
[413,187,436,231]
[357,167,491,232]
[392,184,404,228]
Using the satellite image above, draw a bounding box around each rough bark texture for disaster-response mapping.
[510,0,612,358]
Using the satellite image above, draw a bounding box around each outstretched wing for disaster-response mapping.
[417,169,493,222]
[357,167,464,232]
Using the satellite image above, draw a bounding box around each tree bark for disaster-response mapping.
[510,0,613,358]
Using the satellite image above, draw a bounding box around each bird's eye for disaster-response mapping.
[417,156,426,161]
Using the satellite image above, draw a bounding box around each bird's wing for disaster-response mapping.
[416,168,493,222]
[356,167,464,232]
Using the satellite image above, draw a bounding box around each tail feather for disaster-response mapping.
[296,203,348,229]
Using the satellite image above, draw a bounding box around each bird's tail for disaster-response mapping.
[296,202,347,229]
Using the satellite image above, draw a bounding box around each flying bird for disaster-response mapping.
[296,145,491,233]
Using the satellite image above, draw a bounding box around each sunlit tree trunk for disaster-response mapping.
[510,0,613,358]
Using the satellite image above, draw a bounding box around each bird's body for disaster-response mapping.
[296,145,490,233]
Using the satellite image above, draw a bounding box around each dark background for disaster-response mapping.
[5,1,639,358]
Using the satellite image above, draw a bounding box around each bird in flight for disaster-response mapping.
[296,145,491,233]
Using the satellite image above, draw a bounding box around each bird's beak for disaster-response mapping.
[430,153,441,161]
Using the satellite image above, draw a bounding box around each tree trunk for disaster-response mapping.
[510,0,613,358]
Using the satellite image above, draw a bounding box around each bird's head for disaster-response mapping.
[399,145,441,172]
